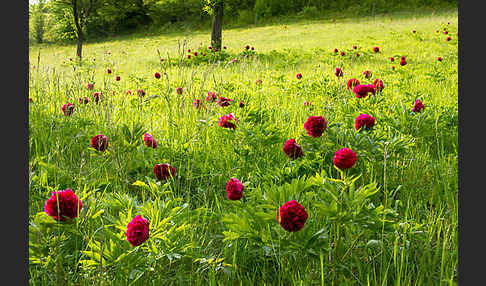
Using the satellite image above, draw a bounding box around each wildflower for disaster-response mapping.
[333,148,357,169]
[153,163,176,181]
[126,215,149,247]
[218,113,238,130]
[355,114,375,131]
[226,178,244,200]
[62,103,75,116]
[91,134,108,151]
[144,133,157,148]
[277,200,308,232]
[283,139,304,160]
[304,116,327,138]
[44,189,83,221]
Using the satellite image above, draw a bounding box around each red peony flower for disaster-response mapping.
[206,91,217,102]
[245,45,250,50]
[296,73,302,80]
[107,69,112,74]
[353,45,357,49]
[208,46,212,50]
[340,51,345,56]
[217,96,234,107]
[446,36,451,41]
[193,99,202,109]
[187,54,191,59]
[333,148,357,170]
[126,215,149,247]
[62,102,75,116]
[144,133,157,148]
[333,48,338,53]
[373,46,380,53]
[193,52,198,56]
[356,53,360,57]
[400,56,406,61]
[437,57,443,62]
[390,57,395,62]
[154,72,161,79]
[363,70,372,78]
[413,30,416,33]
[304,116,327,138]
[355,114,375,131]
[335,67,343,77]
[239,101,245,108]
[412,99,425,112]
[116,76,121,81]
[153,163,176,181]
[277,200,308,232]
[399,59,407,66]
[223,46,227,49]
[79,97,89,104]
[353,84,376,98]
[91,134,108,151]
[218,113,238,130]
[93,92,102,103]
[187,49,191,53]
[176,87,183,95]
[391,66,395,70]
[226,178,244,200]
[137,89,145,98]
[87,83,94,90]
[283,139,304,160]
[347,78,360,90]
[373,78,384,92]
[44,189,83,221]
[444,30,448,35]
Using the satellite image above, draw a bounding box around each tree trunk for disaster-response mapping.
[211,2,223,50]
[76,37,83,60]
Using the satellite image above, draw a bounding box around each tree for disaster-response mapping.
[204,0,224,50]
[31,0,48,44]
[52,0,102,59]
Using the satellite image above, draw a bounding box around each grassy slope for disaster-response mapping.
[29,7,457,286]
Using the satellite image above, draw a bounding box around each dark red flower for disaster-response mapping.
[353,84,376,98]
[153,163,176,181]
[304,116,327,138]
[390,57,395,62]
[206,91,217,102]
[333,48,338,53]
[355,114,375,131]
[335,67,343,77]
[373,78,384,92]
[296,73,302,80]
[363,70,372,78]
[93,92,102,103]
[333,148,357,169]
[144,133,157,148]
[87,83,94,90]
[239,101,245,108]
[107,68,112,74]
[392,66,396,70]
[29,98,33,103]
[193,99,202,109]
[356,53,360,57]
[437,57,443,62]
[115,76,120,81]
[217,96,234,107]
[218,113,238,130]
[44,189,83,221]
[137,89,145,97]
[412,99,425,112]
[176,87,183,95]
[126,215,149,247]
[91,134,108,151]
[413,30,416,33]
[347,78,360,90]
[373,46,380,53]
[226,178,244,200]
[154,72,161,79]
[399,59,407,66]
[340,51,345,56]
[446,36,451,41]
[223,46,227,49]
[187,49,191,53]
[400,56,406,61]
[444,30,448,35]
[187,54,191,59]
[283,139,304,160]
[277,200,308,232]
[245,45,250,50]
[127,90,132,95]
[193,52,198,56]
[62,102,75,116]
[353,45,357,49]
[78,97,89,104]
[208,46,212,50]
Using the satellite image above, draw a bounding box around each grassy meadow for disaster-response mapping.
[28,7,458,285]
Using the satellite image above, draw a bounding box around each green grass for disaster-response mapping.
[29,8,457,286]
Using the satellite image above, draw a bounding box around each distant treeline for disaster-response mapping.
[29,0,456,44]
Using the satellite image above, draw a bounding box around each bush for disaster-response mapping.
[298,6,321,19]
[237,9,256,26]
